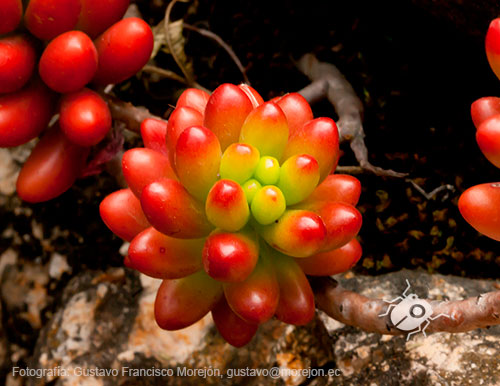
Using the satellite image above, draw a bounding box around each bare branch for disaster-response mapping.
[298,79,329,106]
[334,166,365,174]
[183,23,250,85]
[164,0,194,86]
[297,54,407,178]
[407,179,456,201]
[311,276,500,335]
[142,64,210,93]
[143,64,192,85]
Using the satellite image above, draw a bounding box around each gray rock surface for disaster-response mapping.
[315,269,500,386]
[15,269,331,386]
[7,268,497,386]
[0,143,34,197]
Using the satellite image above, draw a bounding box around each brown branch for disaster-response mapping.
[142,65,210,93]
[164,0,195,86]
[183,23,250,85]
[311,276,500,335]
[297,54,407,178]
[101,93,163,133]
[407,179,455,201]
[142,64,192,85]
[334,166,365,174]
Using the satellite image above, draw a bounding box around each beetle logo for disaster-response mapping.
[378,279,451,340]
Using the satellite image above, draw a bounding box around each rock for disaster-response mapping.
[25,269,333,385]
[48,253,72,280]
[0,143,35,197]
[0,247,51,384]
[22,268,499,385]
[1,252,50,332]
[0,246,55,371]
[0,149,19,196]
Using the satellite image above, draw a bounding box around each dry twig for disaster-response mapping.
[183,23,250,85]
[407,179,455,201]
[142,64,209,93]
[297,54,407,178]
[164,0,194,86]
[142,64,192,85]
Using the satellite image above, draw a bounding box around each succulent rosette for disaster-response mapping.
[459,18,500,242]
[100,83,363,346]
